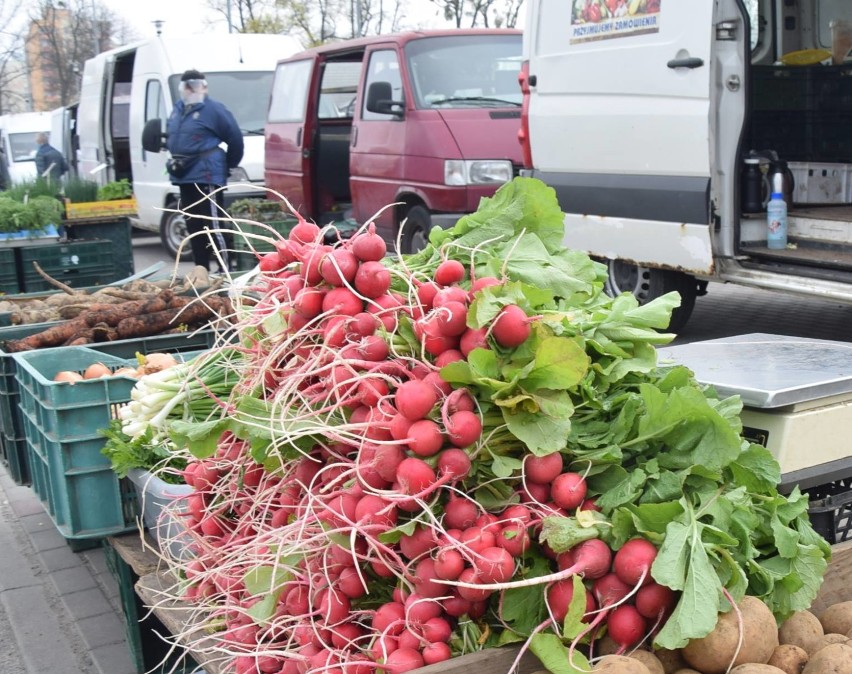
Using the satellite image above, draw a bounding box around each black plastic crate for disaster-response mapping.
[751,66,812,111]
[747,110,810,161]
[810,111,852,163]
[18,240,117,292]
[810,65,852,113]
[804,478,852,545]
[0,248,19,295]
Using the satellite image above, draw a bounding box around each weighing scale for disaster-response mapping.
[657,333,852,492]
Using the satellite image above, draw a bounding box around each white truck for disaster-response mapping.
[0,111,52,185]
[521,0,852,330]
[76,34,300,258]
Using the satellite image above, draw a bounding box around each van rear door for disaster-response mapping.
[528,1,714,230]
[265,58,316,216]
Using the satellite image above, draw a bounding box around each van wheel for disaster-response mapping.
[160,207,192,261]
[604,260,697,333]
[400,205,431,254]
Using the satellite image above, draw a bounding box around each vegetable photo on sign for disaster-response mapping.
[140,177,829,674]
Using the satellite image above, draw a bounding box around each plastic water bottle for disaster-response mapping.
[767,192,788,250]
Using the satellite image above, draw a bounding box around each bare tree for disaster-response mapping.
[0,0,26,114]
[428,0,524,28]
[206,0,283,33]
[26,0,130,108]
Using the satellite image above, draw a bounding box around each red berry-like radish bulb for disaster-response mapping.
[434,259,465,286]
[524,452,563,484]
[492,304,531,348]
[551,472,587,510]
[613,537,658,587]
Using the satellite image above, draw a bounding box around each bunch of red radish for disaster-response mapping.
[163,217,675,674]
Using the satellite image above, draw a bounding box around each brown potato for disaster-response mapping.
[779,611,824,654]
[595,635,621,656]
[801,642,852,674]
[808,633,849,656]
[593,655,652,673]
[654,648,689,674]
[682,596,780,674]
[628,651,665,674]
[729,666,786,674]
[672,670,703,674]
[820,601,852,636]
[767,644,808,674]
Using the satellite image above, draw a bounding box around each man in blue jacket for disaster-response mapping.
[166,69,244,272]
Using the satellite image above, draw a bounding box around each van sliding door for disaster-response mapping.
[530,0,714,226]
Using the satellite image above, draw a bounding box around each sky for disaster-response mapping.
[98,0,455,40]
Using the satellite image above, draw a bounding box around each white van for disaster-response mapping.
[522,0,852,330]
[77,34,300,258]
[0,111,52,185]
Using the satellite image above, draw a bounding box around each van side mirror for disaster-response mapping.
[365,81,403,117]
[142,118,167,152]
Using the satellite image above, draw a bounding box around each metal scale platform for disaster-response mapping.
[657,333,852,491]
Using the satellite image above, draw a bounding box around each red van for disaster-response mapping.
[264,29,523,252]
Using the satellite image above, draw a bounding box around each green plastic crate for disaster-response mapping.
[0,324,216,486]
[231,218,298,271]
[65,217,134,281]
[13,347,139,539]
[0,247,19,295]
[18,240,117,292]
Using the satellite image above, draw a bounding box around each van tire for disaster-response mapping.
[603,260,697,333]
[400,205,431,254]
[160,207,192,261]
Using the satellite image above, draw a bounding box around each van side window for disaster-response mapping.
[318,61,361,119]
[362,50,403,121]
[144,80,166,126]
[269,60,312,123]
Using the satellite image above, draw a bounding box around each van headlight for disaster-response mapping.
[444,160,513,186]
[228,167,250,183]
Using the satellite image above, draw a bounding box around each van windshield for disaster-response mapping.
[168,71,274,135]
[406,34,522,109]
[8,133,39,162]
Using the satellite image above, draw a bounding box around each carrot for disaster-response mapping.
[82,290,178,327]
[114,296,228,339]
[3,319,88,352]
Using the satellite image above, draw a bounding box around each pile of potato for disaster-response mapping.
[52,352,179,383]
[588,596,852,673]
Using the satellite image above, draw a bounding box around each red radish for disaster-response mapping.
[495,523,531,557]
[396,629,422,652]
[635,582,677,620]
[399,527,437,561]
[421,617,451,643]
[613,538,658,587]
[372,602,406,635]
[470,276,501,294]
[300,245,331,284]
[524,452,563,484]
[289,219,321,244]
[446,410,482,448]
[383,648,424,673]
[371,443,406,483]
[435,349,464,367]
[434,301,468,336]
[406,419,444,457]
[444,496,479,530]
[475,546,515,584]
[434,259,465,286]
[442,594,472,617]
[368,294,402,331]
[354,261,391,298]
[579,498,601,512]
[404,593,442,623]
[337,566,368,599]
[593,573,632,608]
[567,539,612,580]
[330,622,366,649]
[422,641,451,665]
[294,288,325,318]
[423,371,452,396]
[547,579,595,623]
[369,635,398,661]
[422,331,459,357]
[456,568,491,602]
[324,315,348,346]
[258,252,282,273]
[320,249,359,286]
[413,558,445,598]
[459,527,496,554]
[389,414,413,441]
[492,304,531,347]
[433,548,465,580]
[606,604,647,651]
[460,327,489,356]
[437,448,472,480]
[357,378,389,408]
[348,312,379,337]
[433,286,469,308]
[351,225,387,261]
[275,238,300,264]
[355,494,397,528]
[356,334,389,362]
[396,457,436,495]
[323,287,363,316]
[395,380,438,421]
[551,472,588,510]
[417,282,440,309]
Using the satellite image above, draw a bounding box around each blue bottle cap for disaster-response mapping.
[770,192,784,200]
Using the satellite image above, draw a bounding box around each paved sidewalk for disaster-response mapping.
[0,462,136,674]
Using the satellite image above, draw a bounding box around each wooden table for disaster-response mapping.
[121,534,852,674]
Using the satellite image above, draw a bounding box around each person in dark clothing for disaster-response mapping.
[166,69,244,272]
[34,133,68,184]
